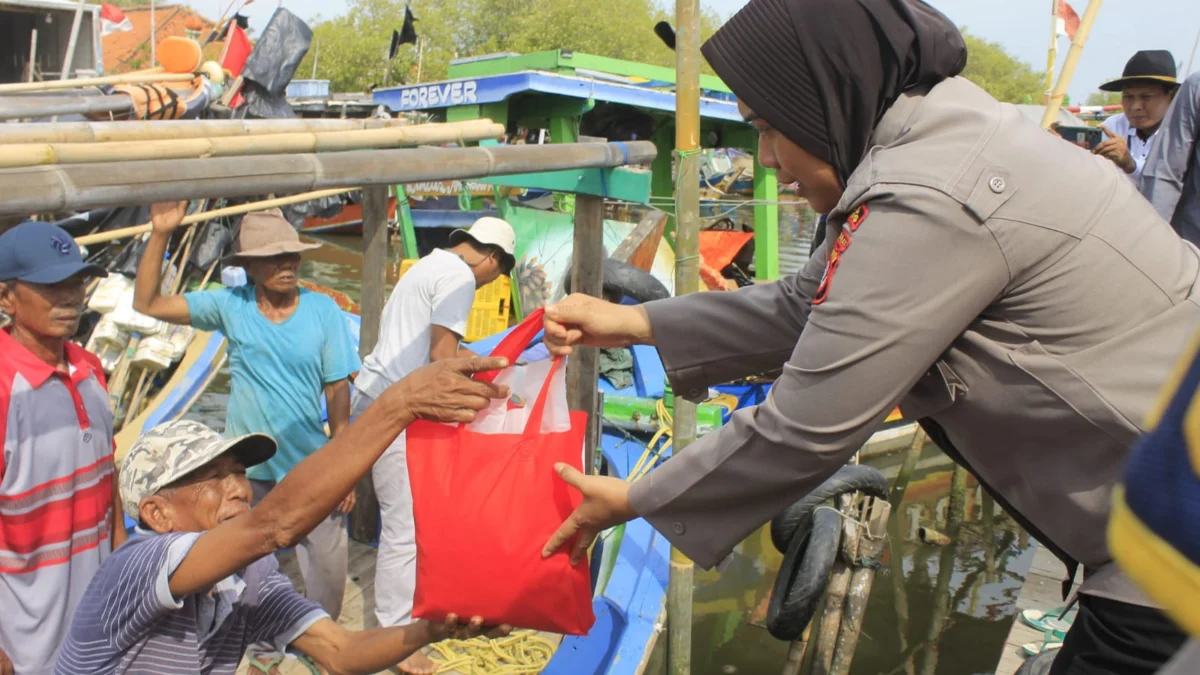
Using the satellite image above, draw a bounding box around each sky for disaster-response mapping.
[196,0,1199,102]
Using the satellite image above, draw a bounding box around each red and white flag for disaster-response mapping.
[1055,1,1081,41]
[100,3,134,36]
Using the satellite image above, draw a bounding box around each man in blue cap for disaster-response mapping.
[0,221,125,675]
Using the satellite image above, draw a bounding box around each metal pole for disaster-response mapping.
[60,0,87,79]
[1040,0,1104,129]
[668,0,702,671]
[1043,0,1059,104]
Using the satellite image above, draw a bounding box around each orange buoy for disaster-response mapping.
[157,36,202,74]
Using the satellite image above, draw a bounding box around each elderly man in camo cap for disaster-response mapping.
[56,345,512,674]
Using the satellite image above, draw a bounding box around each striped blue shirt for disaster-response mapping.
[55,532,326,674]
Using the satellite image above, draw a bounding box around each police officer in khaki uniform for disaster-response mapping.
[539,1,1197,673]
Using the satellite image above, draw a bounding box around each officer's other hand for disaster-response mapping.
[543,294,655,357]
[385,356,510,425]
[542,463,638,565]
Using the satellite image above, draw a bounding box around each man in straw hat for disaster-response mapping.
[56,354,513,674]
[352,215,516,674]
[1095,50,1180,177]
[133,202,361,673]
[0,221,125,675]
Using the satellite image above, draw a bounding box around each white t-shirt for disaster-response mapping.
[354,249,477,400]
[1101,112,1158,178]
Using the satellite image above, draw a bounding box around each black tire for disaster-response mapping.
[563,258,670,304]
[766,507,841,641]
[770,464,891,553]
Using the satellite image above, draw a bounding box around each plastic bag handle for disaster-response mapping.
[522,356,565,437]
[474,308,546,384]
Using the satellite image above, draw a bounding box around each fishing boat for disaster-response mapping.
[300,195,398,236]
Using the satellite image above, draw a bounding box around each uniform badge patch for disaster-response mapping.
[813,205,868,305]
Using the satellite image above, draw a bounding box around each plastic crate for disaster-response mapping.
[398,258,511,341]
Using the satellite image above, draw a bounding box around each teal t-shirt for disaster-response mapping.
[184,286,361,482]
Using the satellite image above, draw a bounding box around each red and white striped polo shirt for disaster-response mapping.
[0,328,116,675]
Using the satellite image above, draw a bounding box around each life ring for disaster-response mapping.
[765,464,891,641]
[564,258,670,304]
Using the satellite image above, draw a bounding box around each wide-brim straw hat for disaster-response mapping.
[1099,50,1180,92]
[227,208,321,261]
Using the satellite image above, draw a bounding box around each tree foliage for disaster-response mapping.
[298,0,721,93]
[1085,91,1122,106]
[959,29,1046,104]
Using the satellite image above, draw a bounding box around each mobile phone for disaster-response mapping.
[1055,125,1104,151]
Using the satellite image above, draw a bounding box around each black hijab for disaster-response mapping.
[702,0,967,183]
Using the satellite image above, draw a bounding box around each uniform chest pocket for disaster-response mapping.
[900,360,967,420]
[1008,340,1141,445]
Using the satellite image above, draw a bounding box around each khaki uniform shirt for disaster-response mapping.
[629,76,1200,607]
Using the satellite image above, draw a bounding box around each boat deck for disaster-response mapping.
[236,541,562,674]
[993,544,1077,675]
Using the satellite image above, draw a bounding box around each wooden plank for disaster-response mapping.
[350,186,389,544]
[993,544,1077,675]
[567,194,605,473]
[612,209,668,272]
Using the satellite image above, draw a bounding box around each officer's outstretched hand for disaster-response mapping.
[542,463,637,565]
[543,294,655,357]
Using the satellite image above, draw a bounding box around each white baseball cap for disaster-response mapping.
[449,216,516,256]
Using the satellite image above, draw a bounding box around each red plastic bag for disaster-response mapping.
[405,309,596,635]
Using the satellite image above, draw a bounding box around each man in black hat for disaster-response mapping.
[1094,50,1180,176]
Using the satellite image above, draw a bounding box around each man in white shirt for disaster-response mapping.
[1095,50,1180,177]
[350,216,516,674]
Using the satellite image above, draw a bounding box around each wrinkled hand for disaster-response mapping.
[386,356,510,424]
[542,463,638,565]
[0,646,12,675]
[149,201,188,234]
[1094,126,1136,174]
[543,294,655,357]
[425,614,512,642]
[336,490,356,514]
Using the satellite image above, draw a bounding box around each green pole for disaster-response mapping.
[752,154,779,281]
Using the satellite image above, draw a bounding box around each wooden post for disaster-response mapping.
[829,498,892,675]
[60,0,86,80]
[350,185,389,543]
[567,194,604,473]
[27,28,38,83]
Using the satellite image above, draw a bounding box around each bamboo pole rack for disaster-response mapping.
[74,188,355,246]
[0,93,133,121]
[0,118,426,145]
[0,120,505,168]
[0,72,196,94]
[0,141,657,217]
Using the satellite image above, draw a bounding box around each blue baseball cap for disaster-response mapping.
[0,221,107,284]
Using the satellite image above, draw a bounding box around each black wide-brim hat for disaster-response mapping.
[1099,49,1179,92]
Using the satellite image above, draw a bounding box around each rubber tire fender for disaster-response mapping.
[564,258,670,304]
[765,507,841,641]
[770,464,891,554]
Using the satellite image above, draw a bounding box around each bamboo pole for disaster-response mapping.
[0,94,133,122]
[74,188,354,246]
[27,29,38,83]
[810,493,857,675]
[0,72,195,95]
[2,141,658,217]
[0,118,424,145]
[1040,0,1104,128]
[668,0,702,671]
[1043,0,1060,104]
[0,120,505,169]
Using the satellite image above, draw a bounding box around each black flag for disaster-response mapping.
[389,6,418,59]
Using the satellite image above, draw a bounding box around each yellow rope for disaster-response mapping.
[428,629,558,674]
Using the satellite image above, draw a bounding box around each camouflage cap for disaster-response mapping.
[119,420,276,520]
